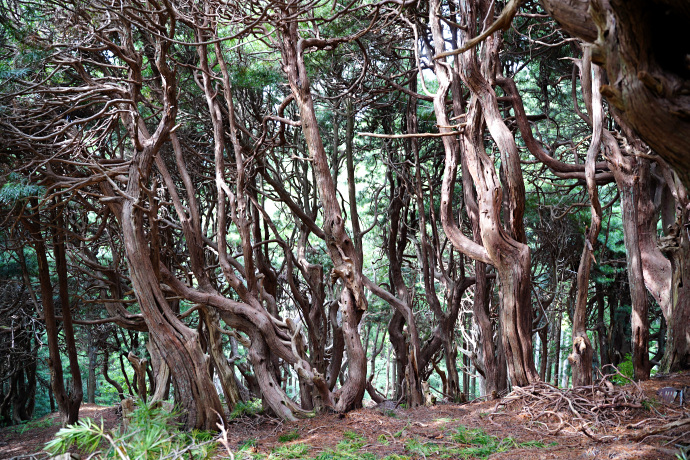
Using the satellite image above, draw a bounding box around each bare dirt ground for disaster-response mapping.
[1,373,689,459]
[0,404,119,459]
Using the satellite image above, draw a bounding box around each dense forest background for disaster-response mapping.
[0,0,689,434]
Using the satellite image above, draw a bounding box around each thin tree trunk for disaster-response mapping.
[538,326,548,381]
[553,310,562,386]
[103,350,125,401]
[279,8,368,411]
[26,203,82,425]
[596,284,610,367]
[87,328,97,404]
[569,53,603,387]
[201,309,241,410]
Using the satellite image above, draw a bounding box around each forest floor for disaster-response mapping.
[0,404,119,459]
[2,372,690,459]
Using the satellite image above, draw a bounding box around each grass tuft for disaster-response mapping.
[278,429,300,443]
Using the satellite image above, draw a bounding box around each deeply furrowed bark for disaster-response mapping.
[604,135,651,380]
[121,188,224,429]
[656,164,690,372]
[114,37,224,427]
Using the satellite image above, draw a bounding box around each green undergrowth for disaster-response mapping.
[44,401,216,459]
[278,429,301,443]
[403,425,555,459]
[7,416,55,434]
[231,424,554,460]
[43,404,554,460]
[230,399,263,419]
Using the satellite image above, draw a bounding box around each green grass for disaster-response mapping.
[240,438,258,449]
[43,401,216,459]
[399,425,556,459]
[8,417,55,434]
[270,442,310,459]
[278,429,300,443]
[342,430,363,443]
[313,432,374,460]
[230,399,263,419]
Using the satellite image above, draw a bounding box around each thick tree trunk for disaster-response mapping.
[604,135,651,380]
[452,55,504,394]
[146,341,170,402]
[120,158,224,430]
[542,0,690,372]
[245,329,313,420]
[430,0,539,387]
[541,0,690,191]
[334,289,367,411]
[659,186,690,371]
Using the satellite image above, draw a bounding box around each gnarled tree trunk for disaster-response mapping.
[278,8,368,411]
[430,0,539,387]
[541,0,690,190]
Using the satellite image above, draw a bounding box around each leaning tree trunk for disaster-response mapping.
[120,162,224,430]
[115,91,224,429]
[541,0,690,191]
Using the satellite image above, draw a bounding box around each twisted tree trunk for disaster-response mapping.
[278,10,368,410]
[431,0,538,386]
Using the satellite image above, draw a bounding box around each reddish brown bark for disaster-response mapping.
[569,54,603,387]
[430,0,539,387]
[603,133,652,380]
[541,0,690,191]
[25,205,82,425]
[657,165,690,372]
[277,7,369,410]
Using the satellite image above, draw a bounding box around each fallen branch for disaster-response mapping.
[630,417,690,441]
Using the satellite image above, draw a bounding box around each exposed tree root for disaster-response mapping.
[489,369,690,445]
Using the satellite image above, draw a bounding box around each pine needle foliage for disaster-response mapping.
[44,401,217,459]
